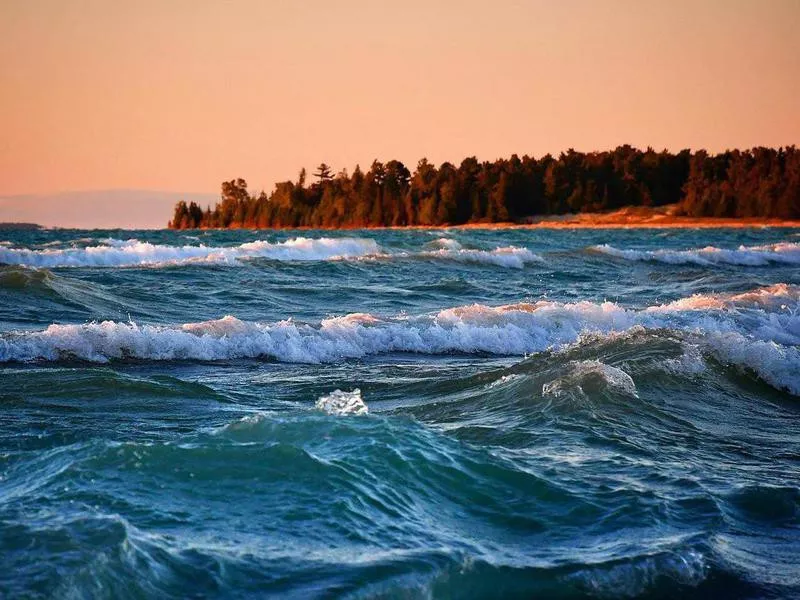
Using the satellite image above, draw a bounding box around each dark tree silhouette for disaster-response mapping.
[169,147,800,228]
[314,163,333,182]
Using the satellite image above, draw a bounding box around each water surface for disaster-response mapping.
[1,227,799,598]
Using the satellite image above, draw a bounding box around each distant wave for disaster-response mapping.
[416,238,543,268]
[2,284,797,394]
[0,237,381,267]
[343,238,542,269]
[335,238,543,268]
[651,283,799,313]
[0,237,542,269]
[592,242,800,266]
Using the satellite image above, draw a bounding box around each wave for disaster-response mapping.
[0,237,381,267]
[0,264,141,316]
[542,360,638,400]
[0,236,543,269]
[333,238,543,268]
[592,242,800,266]
[652,283,800,313]
[0,265,55,290]
[417,239,543,268]
[564,549,708,598]
[1,284,797,394]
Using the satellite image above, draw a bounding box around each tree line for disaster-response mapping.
[169,146,800,228]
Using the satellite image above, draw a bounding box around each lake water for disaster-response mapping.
[1,227,799,598]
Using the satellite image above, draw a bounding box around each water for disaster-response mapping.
[1,227,799,599]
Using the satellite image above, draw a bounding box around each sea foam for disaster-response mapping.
[0,236,543,269]
[418,239,543,268]
[336,239,544,269]
[0,237,381,268]
[1,285,797,394]
[315,389,368,416]
[593,242,800,266]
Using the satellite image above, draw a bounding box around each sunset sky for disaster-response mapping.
[1,0,798,226]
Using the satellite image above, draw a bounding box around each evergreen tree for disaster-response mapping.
[168,147,800,228]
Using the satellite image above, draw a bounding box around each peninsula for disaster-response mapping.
[169,146,800,229]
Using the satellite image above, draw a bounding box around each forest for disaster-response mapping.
[169,146,800,228]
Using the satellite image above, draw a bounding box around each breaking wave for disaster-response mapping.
[333,238,543,268]
[592,242,800,266]
[417,238,543,268]
[0,236,544,269]
[0,237,381,267]
[1,284,798,394]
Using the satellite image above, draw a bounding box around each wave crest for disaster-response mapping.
[1,284,797,394]
[593,242,800,266]
[0,237,381,268]
[542,360,638,400]
[419,239,542,268]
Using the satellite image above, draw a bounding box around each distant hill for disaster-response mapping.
[0,190,217,229]
[0,222,42,230]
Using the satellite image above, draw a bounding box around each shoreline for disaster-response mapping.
[180,215,800,231]
[173,203,800,231]
[446,216,800,230]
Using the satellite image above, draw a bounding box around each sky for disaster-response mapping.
[0,0,798,227]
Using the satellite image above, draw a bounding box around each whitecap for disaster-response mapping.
[419,244,542,268]
[0,237,382,268]
[315,389,368,416]
[593,242,800,266]
[1,284,798,395]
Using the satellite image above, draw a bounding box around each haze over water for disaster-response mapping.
[1,226,799,598]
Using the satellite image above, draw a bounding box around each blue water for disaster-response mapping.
[1,227,799,598]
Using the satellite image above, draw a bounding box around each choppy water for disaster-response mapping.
[1,227,799,599]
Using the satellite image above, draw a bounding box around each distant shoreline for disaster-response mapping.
[170,148,800,230]
[453,211,800,230]
[0,222,42,230]
[183,208,800,231]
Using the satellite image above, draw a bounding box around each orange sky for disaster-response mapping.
[1,0,799,198]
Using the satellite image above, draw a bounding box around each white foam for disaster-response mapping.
[0,237,381,268]
[593,242,800,266]
[429,238,462,251]
[0,303,630,363]
[420,245,542,268]
[315,389,368,416]
[651,283,800,312]
[1,285,798,394]
[344,239,543,269]
[648,284,800,346]
[0,236,542,269]
[417,238,542,268]
[702,332,800,395]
